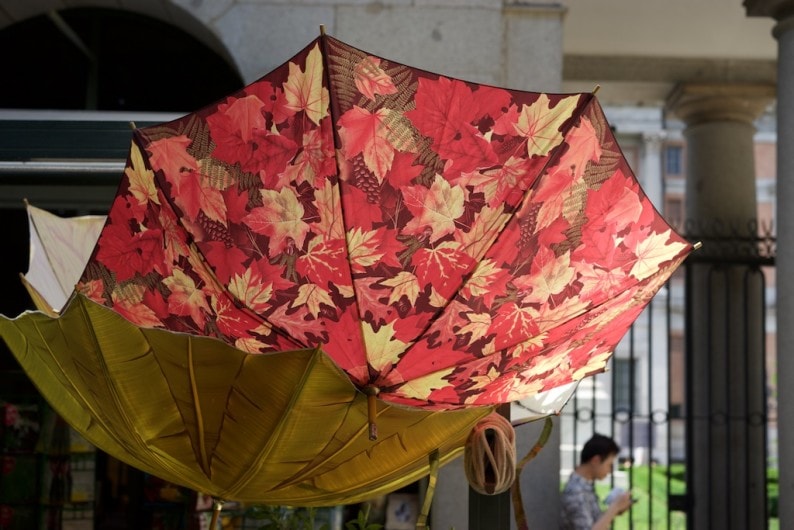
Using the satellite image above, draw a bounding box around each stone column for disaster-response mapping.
[745,2,794,527]
[667,82,774,529]
[641,131,665,210]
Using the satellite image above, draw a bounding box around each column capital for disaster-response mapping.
[745,0,794,20]
[641,130,667,144]
[665,83,775,127]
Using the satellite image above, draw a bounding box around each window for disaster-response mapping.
[665,145,683,175]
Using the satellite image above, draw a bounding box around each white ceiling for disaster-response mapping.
[561,1,777,106]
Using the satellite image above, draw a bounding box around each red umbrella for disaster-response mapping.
[73,33,691,430]
[0,32,693,520]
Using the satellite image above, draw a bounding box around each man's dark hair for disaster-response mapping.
[580,433,620,464]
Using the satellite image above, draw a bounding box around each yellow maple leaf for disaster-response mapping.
[469,365,501,390]
[427,286,447,308]
[380,270,420,306]
[347,227,385,270]
[228,268,273,313]
[363,321,408,372]
[162,268,210,326]
[292,283,334,318]
[459,312,492,342]
[455,205,511,259]
[395,369,454,401]
[235,336,267,354]
[402,174,466,243]
[284,43,329,126]
[515,94,579,157]
[246,187,310,252]
[314,178,344,240]
[463,259,501,298]
[518,249,575,304]
[629,229,690,280]
[126,141,159,206]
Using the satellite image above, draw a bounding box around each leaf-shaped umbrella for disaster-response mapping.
[0,31,692,509]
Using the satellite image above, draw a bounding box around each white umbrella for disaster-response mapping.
[20,201,105,315]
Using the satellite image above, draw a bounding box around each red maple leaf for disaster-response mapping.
[295,236,349,286]
[252,129,299,181]
[411,243,474,299]
[200,241,249,284]
[472,86,512,123]
[340,185,383,230]
[438,123,498,175]
[212,294,265,338]
[251,257,295,294]
[385,151,423,189]
[245,80,296,125]
[95,221,164,282]
[146,135,198,178]
[536,216,571,249]
[165,168,226,224]
[406,77,479,140]
[320,308,368,378]
[206,95,268,172]
[406,77,497,174]
[488,301,540,348]
[583,169,649,234]
[142,288,170,320]
[223,187,250,225]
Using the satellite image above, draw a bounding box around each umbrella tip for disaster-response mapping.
[128,121,137,130]
[319,24,326,36]
[693,241,703,250]
[592,84,601,95]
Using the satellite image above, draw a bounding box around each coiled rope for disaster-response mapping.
[464,412,516,495]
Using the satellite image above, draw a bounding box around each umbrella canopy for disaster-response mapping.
[0,32,692,504]
[73,34,691,410]
[0,294,489,505]
[20,203,105,316]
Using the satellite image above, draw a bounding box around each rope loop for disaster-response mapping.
[464,412,516,495]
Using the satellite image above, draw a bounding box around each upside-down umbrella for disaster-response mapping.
[0,31,692,507]
[19,202,105,316]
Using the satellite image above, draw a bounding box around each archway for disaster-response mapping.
[0,7,243,111]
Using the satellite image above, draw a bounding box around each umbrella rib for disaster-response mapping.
[221,346,325,498]
[273,400,391,489]
[274,427,462,504]
[24,299,173,478]
[321,34,372,375]
[71,297,210,487]
[187,338,211,477]
[134,130,305,350]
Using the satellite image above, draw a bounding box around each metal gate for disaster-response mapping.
[560,221,777,529]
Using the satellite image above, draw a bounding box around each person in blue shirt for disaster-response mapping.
[560,434,633,530]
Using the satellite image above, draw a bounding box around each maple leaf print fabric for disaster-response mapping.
[77,36,692,410]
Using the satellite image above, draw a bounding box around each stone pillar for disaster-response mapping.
[745,2,794,526]
[667,82,774,529]
[641,131,665,210]
[773,16,794,529]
